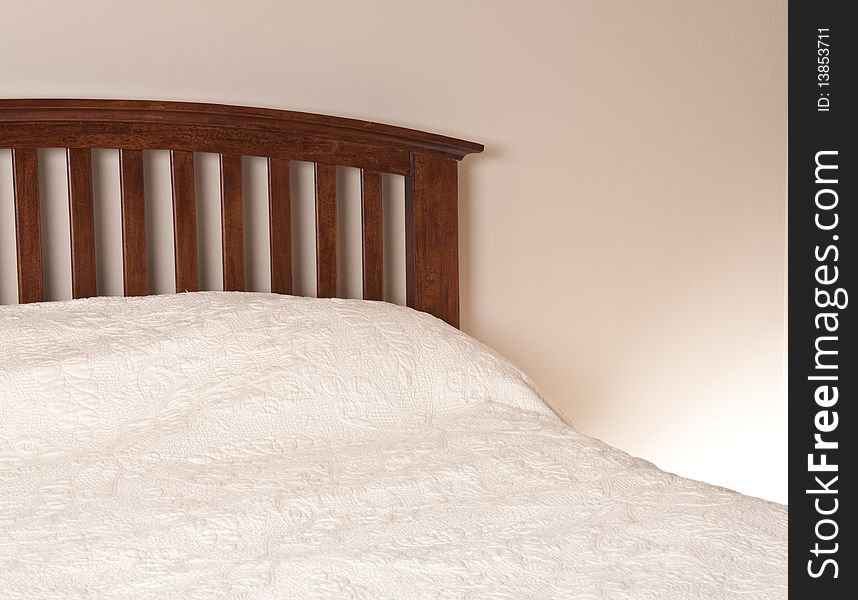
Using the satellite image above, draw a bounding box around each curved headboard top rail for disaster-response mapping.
[0,99,484,172]
[0,99,482,327]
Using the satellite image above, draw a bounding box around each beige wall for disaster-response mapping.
[0,0,787,502]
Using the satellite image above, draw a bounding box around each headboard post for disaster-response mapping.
[405,152,460,328]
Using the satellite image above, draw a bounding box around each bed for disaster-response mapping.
[0,100,786,599]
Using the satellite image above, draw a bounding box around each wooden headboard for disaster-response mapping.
[0,99,482,327]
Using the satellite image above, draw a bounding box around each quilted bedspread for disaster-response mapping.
[0,292,786,599]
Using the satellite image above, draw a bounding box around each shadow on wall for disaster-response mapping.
[457,140,785,502]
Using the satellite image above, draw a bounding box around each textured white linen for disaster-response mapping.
[0,292,786,599]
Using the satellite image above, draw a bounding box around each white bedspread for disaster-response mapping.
[0,292,786,599]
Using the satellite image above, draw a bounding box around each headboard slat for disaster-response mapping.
[12,148,44,304]
[119,149,148,296]
[170,150,199,293]
[314,164,337,298]
[268,158,292,295]
[360,170,383,301]
[67,148,97,299]
[219,154,245,292]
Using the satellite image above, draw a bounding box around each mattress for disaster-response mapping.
[0,292,786,599]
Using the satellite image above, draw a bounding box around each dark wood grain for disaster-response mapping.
[360,170,383,301]
[406,153,459,327]
[268,158,292,295]
[0,99,483,327]
[2,124,411,175]
[314,163,337,298]
[119,149,148,296]
[220,154,245,291]
[0,99,484,163]
[66,148,97,298]
[12,148,43,304]
[170,150,199,293]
